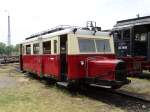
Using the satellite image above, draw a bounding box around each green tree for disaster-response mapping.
[0,42,6,55]
[12,44,20,55]
[0,42,19,56]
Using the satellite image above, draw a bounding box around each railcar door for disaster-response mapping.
[19,44,23,71]
[60,35,67,81]
[148,32,150,60]
[33,43,43,77]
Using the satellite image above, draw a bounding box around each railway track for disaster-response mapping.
[87,84,150,103]
[56,81,150,104]
[67,84,150,111]
[114,89,150,103]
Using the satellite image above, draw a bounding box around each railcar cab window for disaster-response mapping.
[96,39,111,52]
[43,41,51,54]
[78,38,96,52]
[26,45,31,55]
[33,43,40,54]
[78,38,111,53]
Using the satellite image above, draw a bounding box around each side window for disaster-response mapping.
[43,41,51,54]
[54,40,57,53]
[26,45,31,55]
[33,43,40,54]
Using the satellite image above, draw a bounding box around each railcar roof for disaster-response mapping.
[22,28,110,44]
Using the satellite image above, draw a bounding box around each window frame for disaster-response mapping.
[33,43,40,54]
[95,39,111,53]
[26,44,31,55]
[43,40,51,54]
[54,40,57,54]
[78,38,96,53]
[22,45,25,55]
[78,37,112,53]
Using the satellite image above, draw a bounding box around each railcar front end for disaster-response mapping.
[67,32,130,88]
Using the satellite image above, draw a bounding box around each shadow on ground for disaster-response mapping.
[26,73,150,112]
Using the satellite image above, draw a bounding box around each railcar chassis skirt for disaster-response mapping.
[84,78,131,87]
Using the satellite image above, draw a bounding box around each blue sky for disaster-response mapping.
[0,0,150,45]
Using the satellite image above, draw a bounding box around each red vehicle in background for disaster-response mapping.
[20,22,130,89]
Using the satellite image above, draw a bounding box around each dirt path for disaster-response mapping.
[0,63,30,89]
[0,76,17,88]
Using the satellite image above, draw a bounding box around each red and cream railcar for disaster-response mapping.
[20,25,130,88]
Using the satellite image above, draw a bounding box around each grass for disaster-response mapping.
[121,77,150,95]
[0,64,125,112]
[0,80,124,112]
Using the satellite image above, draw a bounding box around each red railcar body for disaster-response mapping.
[22,54,117,80]
[22,55,60,78]
[67,54,116,80]
[20,24,130,88]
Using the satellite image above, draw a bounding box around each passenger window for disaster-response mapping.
[33,43,40,54]
[54,40,57,53]
[26,45,31,54]
[43,41,51,54]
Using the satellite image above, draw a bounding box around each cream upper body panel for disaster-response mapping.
[21,28,114,55]
[21,28,110,44]
[22,36,59,55]
[68,33,114,55]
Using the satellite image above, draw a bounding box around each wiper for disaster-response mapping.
[103,42,105,54]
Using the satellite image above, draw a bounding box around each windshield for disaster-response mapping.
[78,39,96,52]
[78,38,111,53]
[95,39,111,52]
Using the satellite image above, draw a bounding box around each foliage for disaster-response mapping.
[0,42,19,56]
[0,42,6,55]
